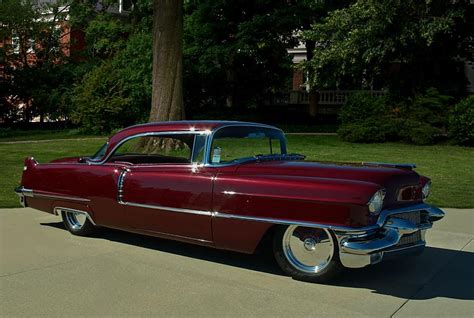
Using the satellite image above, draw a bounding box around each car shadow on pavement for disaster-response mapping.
[41,221,283,276]
[42,221,474,301]
[333,246,474,301]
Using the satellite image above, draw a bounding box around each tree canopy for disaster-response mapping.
[303,0,471,95]
[1,0,472,140]
[183,0,303,112]
[0,0,72,122]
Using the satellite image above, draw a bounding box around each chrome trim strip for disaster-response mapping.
[191,134,197,163]
[212,212,361,232]
[119,201,213,217]
[53,207,97,226]
[15,186,90,203]
[117,168,129,204]
[89,131,209,165]
[362,162,416,169]
[34,192,91,202]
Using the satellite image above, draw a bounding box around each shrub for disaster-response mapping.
[338,88,453,145]
[338,118,399,143]
[338,92,397,143]
[0,127,13,138]
[399,88,452,145]
[449,96,474,146]
[338,92,388,124]
[399,120,440,145]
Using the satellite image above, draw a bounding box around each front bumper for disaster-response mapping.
[335,203,444,268]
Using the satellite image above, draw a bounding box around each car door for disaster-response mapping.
[113,133,214,242]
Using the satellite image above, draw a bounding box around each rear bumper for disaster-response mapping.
[336,203,444,268]
[15,186,32,207]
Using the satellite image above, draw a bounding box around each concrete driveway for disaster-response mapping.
[1,208,473,317]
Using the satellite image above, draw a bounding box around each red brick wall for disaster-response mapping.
[69,28,86,60]
[292,69,304,90]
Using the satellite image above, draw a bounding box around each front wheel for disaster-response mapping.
[61,209,98,236]
[273,225,342,283]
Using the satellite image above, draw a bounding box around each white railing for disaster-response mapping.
[289,91,309,104]
[274,90,386,106]
[318,90,386,105]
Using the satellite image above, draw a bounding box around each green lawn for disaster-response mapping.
[0,129,104,142]
[0,138,107,208]
[0,134,472,208]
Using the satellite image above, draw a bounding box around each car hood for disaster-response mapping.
[235,160,423,206]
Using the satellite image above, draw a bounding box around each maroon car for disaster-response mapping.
[15,121,444,282]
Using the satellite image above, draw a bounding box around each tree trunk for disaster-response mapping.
[24,99,31,123]
[149,0,185,123]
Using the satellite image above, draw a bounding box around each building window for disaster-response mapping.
[119,0,133,13]
[11,32,35,54]
[27,38,35,54]
[12,32,20,54]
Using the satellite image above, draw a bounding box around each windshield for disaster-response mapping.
[90,142,108,161]
[210,126,286,164]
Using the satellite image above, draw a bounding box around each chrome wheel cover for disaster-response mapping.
[282,225,335,274]
[65,211,87,230]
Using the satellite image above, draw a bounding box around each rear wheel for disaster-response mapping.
[273,225,342,283]
[61,210,98,236]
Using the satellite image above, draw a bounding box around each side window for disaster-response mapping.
[109,134,194,164]
[210,127,285,164]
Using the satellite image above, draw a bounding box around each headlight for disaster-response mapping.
[422,181,431,200]
[368,189,386,215]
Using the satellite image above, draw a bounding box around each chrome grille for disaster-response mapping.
[392,211,421,225]
[398,231,421,246]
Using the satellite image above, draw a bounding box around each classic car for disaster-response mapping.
[15,121,444,282]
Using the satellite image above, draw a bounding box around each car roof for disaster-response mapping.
[120,120,277,133]
[104,121,281,159]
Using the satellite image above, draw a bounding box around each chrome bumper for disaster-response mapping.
[336,203,445,268]
[15,186,33,207]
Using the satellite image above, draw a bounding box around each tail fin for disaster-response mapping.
[23,157,38,171]
[19,157,38,188]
